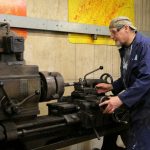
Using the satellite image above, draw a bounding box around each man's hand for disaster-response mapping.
[99,96,123,114]
[96,83,113,93]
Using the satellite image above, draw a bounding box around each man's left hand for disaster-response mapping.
[99,96,123,114]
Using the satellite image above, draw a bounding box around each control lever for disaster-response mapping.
[0,81,40,115]
[84,66,103,81]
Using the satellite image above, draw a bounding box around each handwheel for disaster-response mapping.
[100,73,113,84]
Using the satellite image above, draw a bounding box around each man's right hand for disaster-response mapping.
[96,83,113,93]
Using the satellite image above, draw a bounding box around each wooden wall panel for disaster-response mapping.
[135,0,150,31]
[26,0,68,21]
[75,44,95,80]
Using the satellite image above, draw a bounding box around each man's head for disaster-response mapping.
[109,16,137,46]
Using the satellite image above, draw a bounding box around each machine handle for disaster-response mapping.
[84,66,103,81]
[0,81,40,115]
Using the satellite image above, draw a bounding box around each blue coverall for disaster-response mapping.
[112,32,150,150]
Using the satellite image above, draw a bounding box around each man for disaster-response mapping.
[96,16,150,150]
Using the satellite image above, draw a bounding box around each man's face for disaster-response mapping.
[110,25,129,47]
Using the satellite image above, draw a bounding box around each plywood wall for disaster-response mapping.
[24,0,150,149]
[135,0,150,31]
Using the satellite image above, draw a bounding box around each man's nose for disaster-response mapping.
[110,34,115,40]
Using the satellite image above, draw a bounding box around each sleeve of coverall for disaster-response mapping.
[112,77,125,95]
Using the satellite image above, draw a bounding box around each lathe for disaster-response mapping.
[0,22,128,150]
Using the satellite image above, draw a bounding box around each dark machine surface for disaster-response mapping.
[0,22,128,150]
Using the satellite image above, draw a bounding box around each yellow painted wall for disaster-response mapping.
[24,0,150,149]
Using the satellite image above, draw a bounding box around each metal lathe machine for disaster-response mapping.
[0,22,128,150]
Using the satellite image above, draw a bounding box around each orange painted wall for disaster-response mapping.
[0,0,27,37]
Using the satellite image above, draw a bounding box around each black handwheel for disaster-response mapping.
[100,73,113,84]
[99,73,129,124]
[112,107,129,124]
